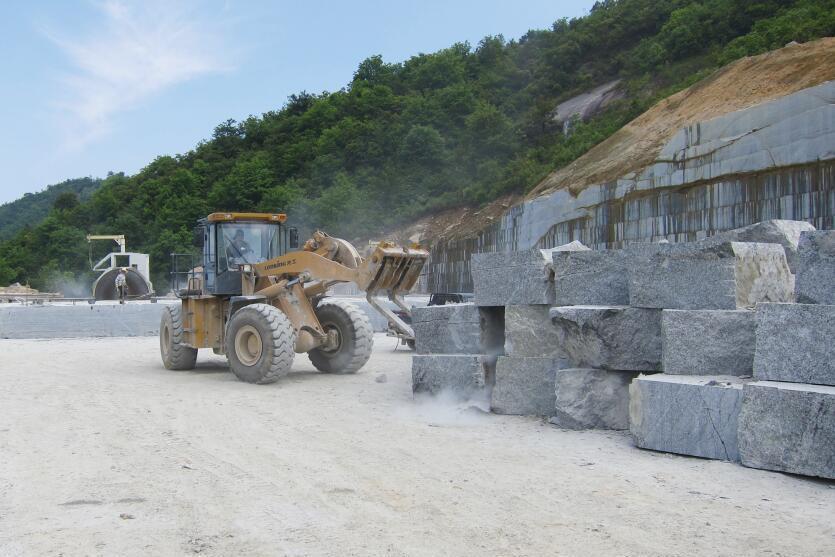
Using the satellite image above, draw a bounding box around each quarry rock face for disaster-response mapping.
[550,368,639,430]
[549,305,662,372]
[426,81,835,295]
[411,355,490,399]
[491,356,559,416]
[795,230,835,304]
[411,303,481,355]
[504,304,563,359]
[753,303,835,386]
[710,219,815,273]
[628,241,793,310]
[661,309,756,376]
[552,249,629,306]
[738,381,835,480]
[629,375,746,462]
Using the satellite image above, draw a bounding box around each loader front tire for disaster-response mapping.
[160,305,198,370]
[309,300,373,374]
[226,304,295,384]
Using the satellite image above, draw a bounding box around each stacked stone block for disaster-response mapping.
[736,302,835,479]
[628,241,794,309]
[795,230,835,304]
[412,221,834,479]
[410,303,497,401]
[625,240,792,461]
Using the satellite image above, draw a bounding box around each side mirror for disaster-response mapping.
[193,225,205,248]
[288,227,300,250]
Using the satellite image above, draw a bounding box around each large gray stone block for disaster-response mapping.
[550,368,639,430]
[738,381,835,480]
[504,305,563,358]
[412,303,481,355]
[550,305,662,372]
[795,230,835,304]
[471,250,554,307]
[471,242,589,307]
[628,241,793,310]
[711,219,815,273]
[662,310,756,376]
[411,355,490,399]
[552,250,629,306]
[491,356,559,416]
[753,303,835,386]
[629,375,746,462]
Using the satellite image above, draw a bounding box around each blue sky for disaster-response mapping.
[0,0,595,204]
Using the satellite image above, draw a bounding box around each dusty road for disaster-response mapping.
[0,335,833,556]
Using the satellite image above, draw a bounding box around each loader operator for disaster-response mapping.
[225,229,254,269]
[115,268,128,304]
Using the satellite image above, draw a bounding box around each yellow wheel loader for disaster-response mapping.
[161,212,427,384]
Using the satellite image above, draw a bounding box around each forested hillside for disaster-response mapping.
[1,0,833,292]
[0,177,101,241]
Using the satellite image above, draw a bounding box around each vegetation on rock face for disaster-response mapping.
[1,0,832,291]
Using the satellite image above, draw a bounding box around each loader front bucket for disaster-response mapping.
[362,243,429,340]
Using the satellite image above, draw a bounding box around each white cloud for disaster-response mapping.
[46,0,234,149]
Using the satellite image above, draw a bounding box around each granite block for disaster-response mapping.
[738,381,835,480]
[629,374,746,461]
[550,305,662,372]
[795,230,835,304]
[411,355,490,399]
[550,368,639,430]
[753,302,835,386]
[628,241,793,309]
[552,249,629,306]
[412,303,481,355]
[491,356,559,416]
[662,309,756,376]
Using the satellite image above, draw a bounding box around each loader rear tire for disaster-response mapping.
[160,305,198,370]
[226,304,295,384]
[309,299,373,374]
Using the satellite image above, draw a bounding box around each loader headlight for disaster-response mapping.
[240,264,252,273]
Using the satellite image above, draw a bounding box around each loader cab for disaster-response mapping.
[185,212,299,296]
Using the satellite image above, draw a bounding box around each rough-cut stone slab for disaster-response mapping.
[504,305,563,358]
[471,250,553,306]
[629,375,745,461]
[753,303,835,386]
[550,368,639,430]
[411,355,490,399]
[471,242,589,306]
[491,356,559,416]
[411,303,481,355]
[552,250,629,306]
[738,381,835,480]
[711,219,815,273]
[795,230,835,304]
[550,305,662,371]
[628,241,793,310]
[662,309,756,376]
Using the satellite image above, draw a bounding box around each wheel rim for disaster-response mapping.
[235,325,263,366]
[162,322,171,357]
[321,322,342,354]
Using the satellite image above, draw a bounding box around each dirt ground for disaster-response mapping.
[1,334,833,556]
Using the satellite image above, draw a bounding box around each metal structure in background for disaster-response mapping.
[87,234,154,300]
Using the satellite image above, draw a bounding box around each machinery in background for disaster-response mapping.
[87,234,154,301]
